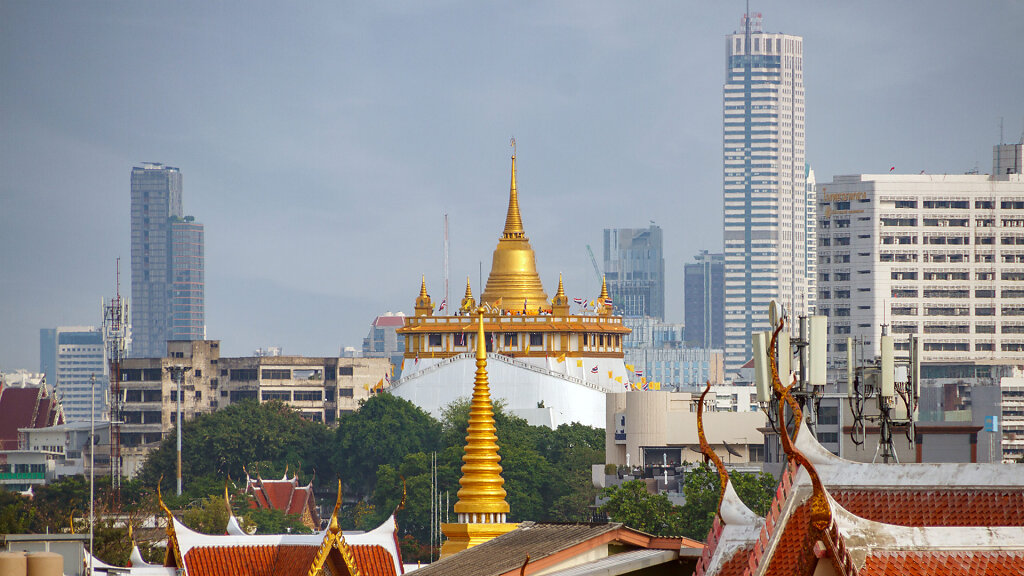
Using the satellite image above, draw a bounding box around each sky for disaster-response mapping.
[1,1,1022,371]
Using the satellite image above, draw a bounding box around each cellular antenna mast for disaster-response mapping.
[444,214,450,314]
[103,258,130,508]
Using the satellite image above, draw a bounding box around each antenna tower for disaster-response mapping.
[103,258,130,507]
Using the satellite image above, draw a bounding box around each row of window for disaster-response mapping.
[890,289,1024,299]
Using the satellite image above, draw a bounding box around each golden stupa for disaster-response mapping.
[479,148,549,311]
[440,311,518,557]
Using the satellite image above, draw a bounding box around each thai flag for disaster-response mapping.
[623,381,630,390]
[591,366,599,374]
[634,369,643,378]
[438,299,446,311]
[573,297,585,305]
[603,297,613,306]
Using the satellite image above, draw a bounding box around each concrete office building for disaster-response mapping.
[117,340,386,476]
[723,15,811,373]
[684,251,725,349]
[39,327,107,422]
[815,147,1024,365]
[130,163,204,358]
[602,225,665,320]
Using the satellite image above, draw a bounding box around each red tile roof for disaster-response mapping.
[0,384,64,450]
[245,476,320,528]
[862,551,1024,575]
[760,502,813,576]
[717,546,752,576]
[831,489,1024,527]
[183,544,397,576]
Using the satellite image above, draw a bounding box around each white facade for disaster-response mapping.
[1000,376,1024,462]
[41,326,107,422]
[723,21,811,373]
[391,353,632,428]
[816,171,1024,365]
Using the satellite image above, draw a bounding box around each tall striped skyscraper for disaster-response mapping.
[723,14,812,372]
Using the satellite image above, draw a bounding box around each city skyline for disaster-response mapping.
[2,2,1022,370]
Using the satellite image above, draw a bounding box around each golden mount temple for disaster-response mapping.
[390,147,632,428]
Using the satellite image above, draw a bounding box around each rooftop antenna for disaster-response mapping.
[103,257,129,509]
[444,214,449,314]
[1000,117,1005,145]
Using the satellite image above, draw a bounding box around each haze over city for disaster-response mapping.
[2,0,1021,370]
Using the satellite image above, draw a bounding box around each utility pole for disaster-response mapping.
[165,365,192,496]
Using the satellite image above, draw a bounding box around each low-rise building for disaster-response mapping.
[118,340,387,477]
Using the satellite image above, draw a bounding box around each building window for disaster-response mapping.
[503,333,518,346]
[530,333,543,347]
[338,387,354,398]
[261,369,291,380]
[262,390,291,401]
[428,334,443,347]
[339,366,354,376]
[294,391,322,402]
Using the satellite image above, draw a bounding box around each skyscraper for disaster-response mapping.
[602,225,665,319]
[130,163,204,358]
[684,251,725,349]
[723,14,811,372]
[39,326,107,422]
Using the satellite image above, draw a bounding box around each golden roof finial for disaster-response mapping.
[598,276,612,316]
[460,276,477,314]
[328,479,343,534]
[698,382,729,513]
[157,476,184,569]
[551,273,569,315]
[415,275,434,317]
[453,310,510,518]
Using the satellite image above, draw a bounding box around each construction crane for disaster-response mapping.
[585,245,603,285]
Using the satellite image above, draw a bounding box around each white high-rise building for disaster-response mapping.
[816,146,1024,366]
[39,327,107,422]
[723,14,810,373]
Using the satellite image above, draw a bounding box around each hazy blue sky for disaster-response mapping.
[2,1,1022,370]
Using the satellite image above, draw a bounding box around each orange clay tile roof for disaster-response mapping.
[830,489,1024,527]
[862,551,1024,575]
[182,544,397,576]
[717,546,752,576]
[760,502,812,576]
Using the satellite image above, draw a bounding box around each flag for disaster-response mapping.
[494,297,503,309]
[625,364,635,372]
[607,370,613,379]
[438,299,447,311]
[623,381,630,390]
[556,353,566,363]
[641,381,648,391]
[573,297,585,305]
[523,299,528,313]
[576,359,583,367]
[651,382,661,391]
[603,297,613,306]
[384,371,390,385]
[635,369,644,378]
[889,166,895,172]
[591,366,599,374]
[615,376,623,383]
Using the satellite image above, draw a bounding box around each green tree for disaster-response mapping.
[598,480,682,536]
[244,507,311,534]
[0,489,35,533]
[331,394,441,498]
[677,463,778,540]
[137,400,331,495]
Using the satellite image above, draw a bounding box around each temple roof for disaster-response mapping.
[0,382,64,450]
[245,472,321,529]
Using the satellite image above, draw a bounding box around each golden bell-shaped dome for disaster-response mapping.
[480,150,548,310]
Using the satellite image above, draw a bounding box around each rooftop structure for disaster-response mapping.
[392,150,632,428]
[245,471,321,531]
[0,379,64,451]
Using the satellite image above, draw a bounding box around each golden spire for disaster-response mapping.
[503,142,524,239]
[481,142,548,310]
[460,276,477,314]
[551,273,569,315]
[414,275,434,317]
[453,310,510,519]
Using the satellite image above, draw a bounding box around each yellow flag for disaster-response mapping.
[576,359,583,367]
[607,370,613,379]
[625,364,635,372]
[651,382,661,390]
[557,353,566,363]
[615,376,623,383]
